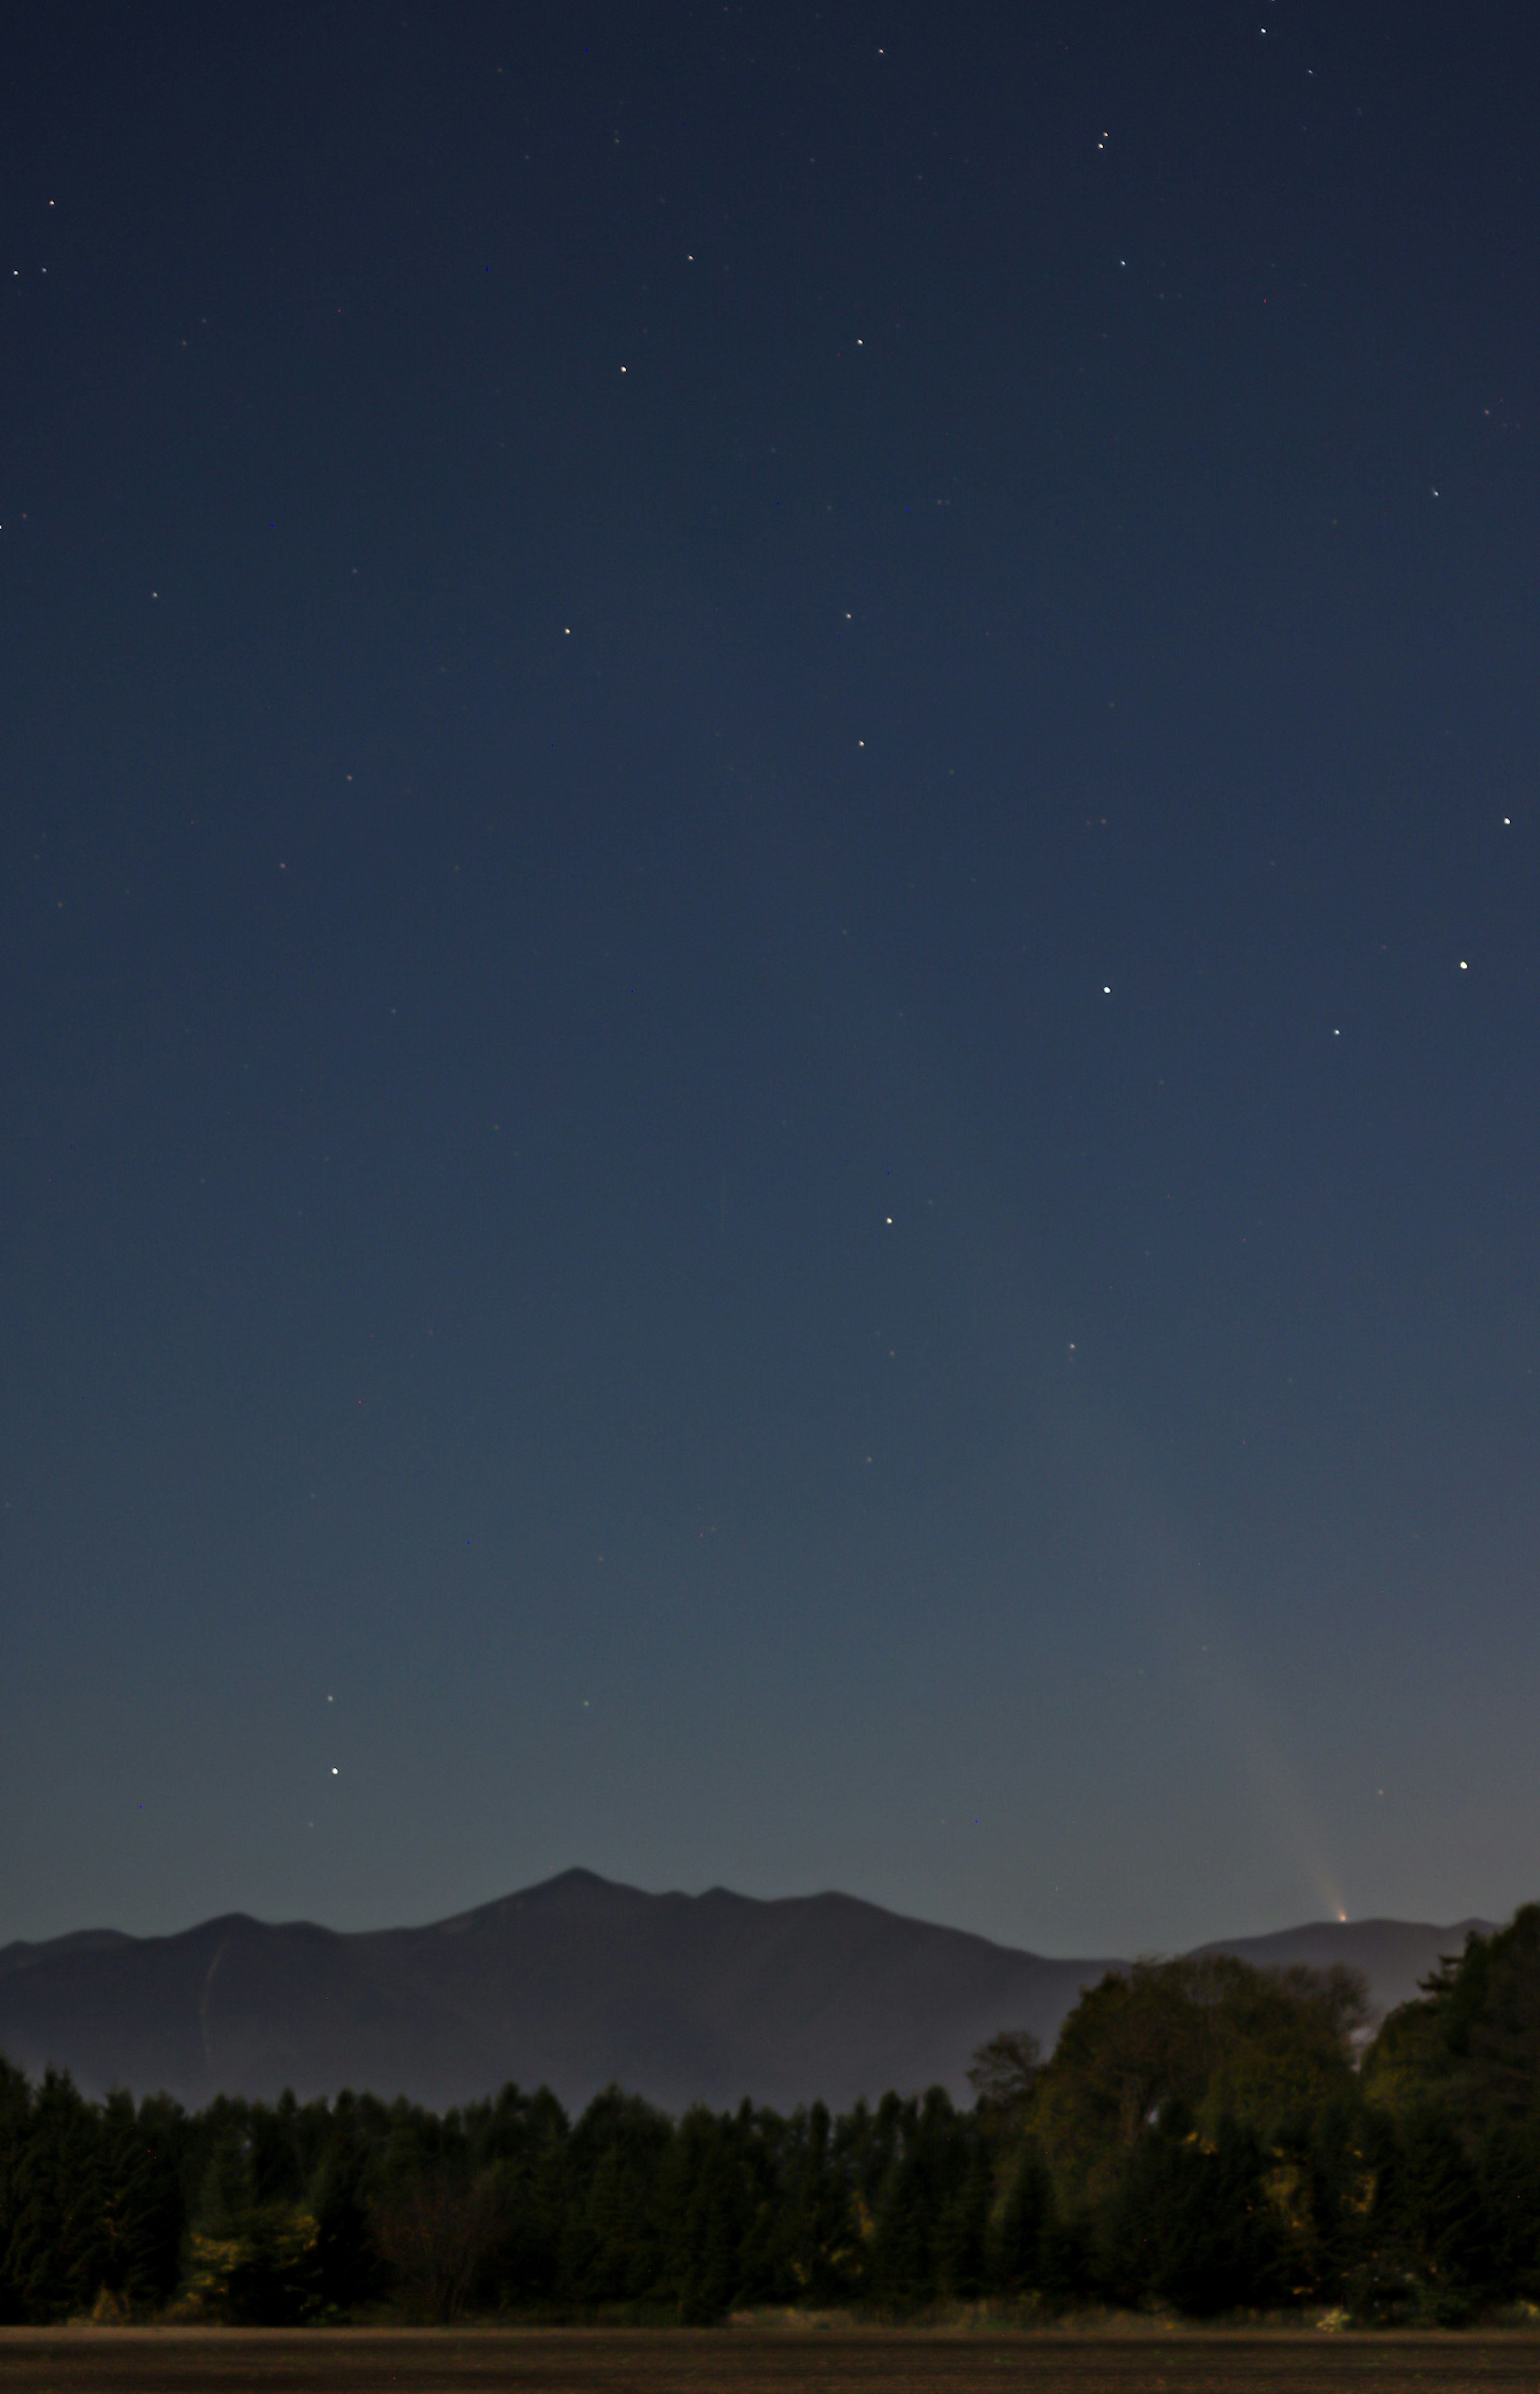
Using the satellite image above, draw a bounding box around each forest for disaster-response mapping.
[2,1905,1537,2329]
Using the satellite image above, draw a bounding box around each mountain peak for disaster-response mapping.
[0,1881,1493,2116]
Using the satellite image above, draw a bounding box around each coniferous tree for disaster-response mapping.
[4,2070,107,2321]
[989,2137,1053,2297]
[2,1905,1540,2325]
[99,2090,184,2313]
[1103,2111,1283,2317]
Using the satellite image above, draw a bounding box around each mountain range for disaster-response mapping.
[0,1869,1491,2115]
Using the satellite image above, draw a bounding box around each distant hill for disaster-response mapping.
[0,1869,1494,2114]
[1194,1916,1492,2017]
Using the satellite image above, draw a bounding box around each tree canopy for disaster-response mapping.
[2,1911,1537,2326]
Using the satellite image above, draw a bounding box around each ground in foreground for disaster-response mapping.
[2,2329,1538,2394]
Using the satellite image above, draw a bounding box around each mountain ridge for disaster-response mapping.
[0,1869,1493,2116]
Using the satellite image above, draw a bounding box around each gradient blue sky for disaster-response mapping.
[3,0,1536,1959]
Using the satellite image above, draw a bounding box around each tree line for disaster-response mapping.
[2,1903,1537,2327]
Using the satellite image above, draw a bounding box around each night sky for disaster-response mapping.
[4,2,1536,1962]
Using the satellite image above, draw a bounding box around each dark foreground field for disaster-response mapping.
[2,2330,1538,2394]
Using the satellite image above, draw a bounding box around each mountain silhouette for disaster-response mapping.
[0,1869,1491,2114]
